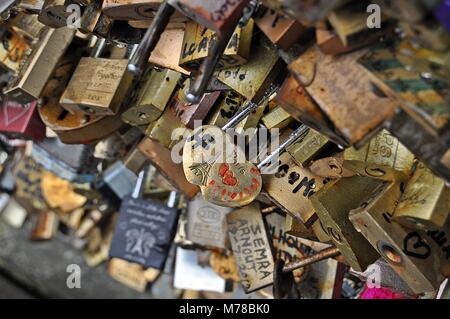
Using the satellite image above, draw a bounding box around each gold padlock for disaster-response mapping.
[216,36,284,102]
[289,46,397,147]
[310,176,382,272]
[5,26,75,104]
[122,67,182,126]
[0,28,30,74]
[207,91,244,127]
[179,19,253,71]
[286,128,330,168]
[254,6,306,50]
[60,43,135,116]
[349,181,445,294]
[261,105,293,130]
[343,129,415,182]
[393,162,449,231]
[263,152,326,225]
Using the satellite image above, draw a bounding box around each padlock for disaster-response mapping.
[75,203,114,238]
[128,0,252,104]
[107,258,148,292]
[31,137,99,183]
[0,98,45,140]
[310,176,383,272]
[261,105,293,130]
[148,28,189,74]
[349,181,445,294]
[109,168,179,270]
[289,46,397,147]
[179,19,253,71]
[30,210,59,241]
[144,101,191,149]
[172,79,222,129]
[94,160,138,209]
[122,67,182,126]
[316,28,363,56]
[78,0,113,37]
[343,129,415,182]
[38,47,130,144]
[263,151,327,226]
[261,0,347,26]
[254,6,306,50]
[275,75,349,147]
[227,202,275,293]
[327,0,392,48]
[309,153,356,179]
[60,42,135,116]
[216,35,284,102]
[393,162,449,231]
[0,28,31,74]
[186,194,232,249]
[358,39,450,181]
[4,26,75,104]
[286,128,330,168]
[138,137,199,199]
[207,90,244,127]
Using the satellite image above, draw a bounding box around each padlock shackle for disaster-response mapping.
[222,84,279,130]
[127,1,175,76]
[257,125,309,170]
[90,37,107,58]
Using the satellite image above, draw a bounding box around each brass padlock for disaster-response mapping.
[310,176,383,272]
[122,67,182,126]
[263,152,326,225]
[207,90,244,127]
[179,19,253,71]
[349,181,445,294]
[254,6,306,50]
[60,43,135,116]
[343,129,415,182]
[309,153,356,179]
[5,26,75,104]
[393,162,449,231]
[216,35,284,102]
[261,105,293,130]
[286,128,330,168]
[148,28,189,74]
[289,46,397,147]
[227,202,275,293]
[275,75,349,147]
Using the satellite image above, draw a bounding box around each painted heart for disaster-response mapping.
[402,231,431,260]
[218,163,238,186]
[202,160,262,208]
